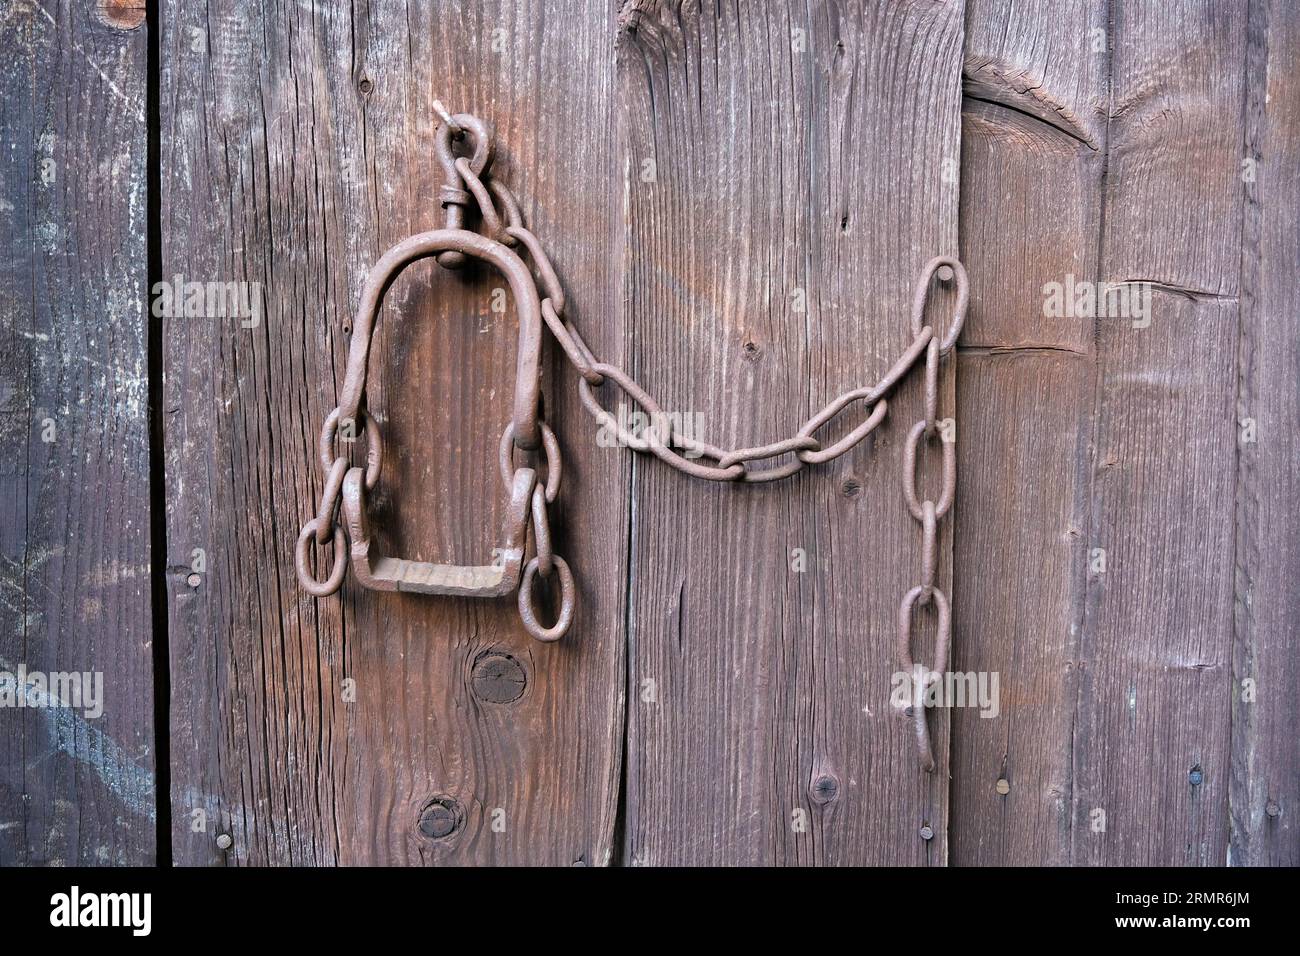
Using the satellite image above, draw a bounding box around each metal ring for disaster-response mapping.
[455,157,504,238]
[902,419,955,520]
[798,400,888,465]
[500,420,561,502]
[923,336,940,435]
[896,584,951,683]
[517,555,575,642]
[295,518,347,597]
[314,457,350,544]
[919,499,937,601]
[909,255,968,356]
[489,180,524,245]
[320,406,383,491]
[530,485,554,577]
[583,363,744,481]
[433,113,495,268]
[507,226,565,314]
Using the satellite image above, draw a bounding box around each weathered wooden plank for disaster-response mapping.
[0,0,153,865]
[1075,0,1247,865]
[164,0,624,865]
[1229,0,1299,867]
[619,0,964,865]
[951,0,1104,866]
[951,349,1092,865]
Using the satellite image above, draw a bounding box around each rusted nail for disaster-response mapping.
[471,651,527,704]
[919,823,934,841]
[358,77,373,95]
[432,99,461,135]
[995,778,1010,795]
[215,833,232,850]
[186,573,201,588]
[1265,800,1281,818]
[1189,766,1204,787]
[936,264,954,282]
[417,797,462,840]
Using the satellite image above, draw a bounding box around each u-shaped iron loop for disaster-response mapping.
[336,228,543,450]
[910,255,969,356]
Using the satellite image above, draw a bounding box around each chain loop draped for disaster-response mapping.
[295,109,968,768]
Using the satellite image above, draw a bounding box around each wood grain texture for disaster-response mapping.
[618,0,964,865]
[0,0,153,865]
[952,0,1104,866]
[1075,0,1247,865]
[1229,0,1299,866]
[163,0,624,865]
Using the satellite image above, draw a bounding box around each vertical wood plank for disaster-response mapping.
[0,0,153,865]
[952,0,1105,866]
[619,0,964,865]
[1229,0,1299,867]
[1076,0,1247,865]
[163,0,624,865]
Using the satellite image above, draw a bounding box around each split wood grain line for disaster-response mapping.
[1230,0,1298,867]
[163,0,624,865]
[953,0,1106,867]
[618,0,964,865]
[0,0,153,866]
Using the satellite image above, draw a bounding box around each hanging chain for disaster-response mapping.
[294,111,967,768]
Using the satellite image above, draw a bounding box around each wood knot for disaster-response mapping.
[810,773,839,805]
[741,341,762,361]
[417,796,463,840]
[471,651,527,703]
[840,477,862,499]
[97,0,145,30]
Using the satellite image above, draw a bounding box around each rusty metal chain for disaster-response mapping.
[295,110,968,767]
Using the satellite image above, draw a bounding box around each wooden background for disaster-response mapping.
[0,0,1294,866]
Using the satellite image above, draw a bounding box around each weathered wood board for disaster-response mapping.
[953,0,1105,867]
[618,0,965,865]
[0,0,154,865]
[162,0,624,865]
[0,0,1278,868]
[954,0,1297,867]
[1230,0,1298,867]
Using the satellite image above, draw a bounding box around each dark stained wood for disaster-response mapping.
[618,0,965,865]
[163,0,624,864]
[952,0,1104,866]
[1229,0,1299,867]
[0,2,153,864]
[1075,0,1248,865]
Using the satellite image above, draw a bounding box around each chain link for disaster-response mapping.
[295,110,968,768]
